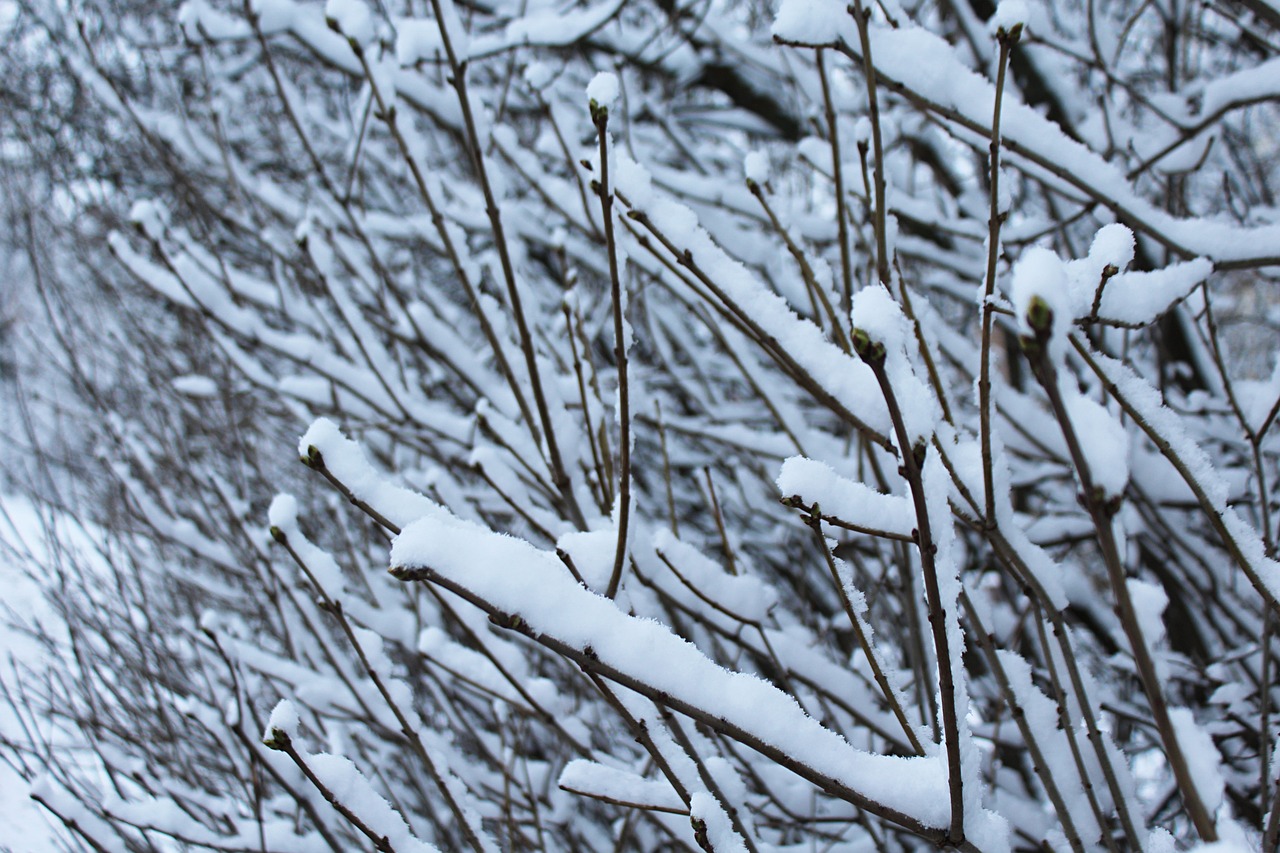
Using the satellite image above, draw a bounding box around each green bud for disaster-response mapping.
[301,445,323,470]
[262,727,291,751]
[1025,295,1053,334]
[851,328,886,365]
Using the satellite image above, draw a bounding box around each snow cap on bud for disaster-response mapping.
[1010,246,1070,355]
[744,151,771,185]
[989,0,1029,39]
[587,71,620,115]
[850,284,909,362]
[262,699,299,750]
[267,494,298,543]
[128,199,170,241]
[853,117,873,147]
[325,0,375,46]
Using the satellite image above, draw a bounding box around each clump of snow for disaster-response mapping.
[557,529,616,590]
[988,0,1029,35]
[772,0,852,45]
[851,284,909,357]
[171,374,218,398]
[268,494,299,529]
[1009,246,1071,354]
[304,753,440,852]
[1087,223,1136,271]
[325,0,375,45]
[1063,393,1129,497]
[690,792,748,852]
[523,61,554,90]
[613,152,654,209]
[850,283,940,440]
[558,760,684,812]
[297,418,443,530]
[128,199,169,241]
[395,19,442,65]
[1097,258,1212,326]
[586,71,620,111]
[776,456,915,538]
[744,151,771,184]
[1168,709,1225,817]
[652,529,778,623]
[853,117,872,146]
[1126,579,1169,682]
[247,0,297,33]
[178,0,252,40]
[264,699,299,742]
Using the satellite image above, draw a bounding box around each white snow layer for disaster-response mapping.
[389,506,1011,849]
[587,71,620,110]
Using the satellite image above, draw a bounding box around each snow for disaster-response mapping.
[325,0,375,45]
[1097,259,1212,326]
[1126,579,1170,682]
[851,283,910,358]
[558,759,685,812]
[297,418,445,530]
[1062,392,1129,498]
[988,0,1030,35]
[775,456,915,538]
[743,151,771,184]
[613,151,654,209]
[265,699,301,742]
[556,528,616,590]
[652,529,778,623]
[1084,223,1136,274]
[771,0,850,45]
[11,0,1280,846]
[127,198,169,240]
[1009,246,1071,353]
[1089,352,1280,604]
[396,18,443,65]
[248,0,298,33]
[304,753,440,853]
[171,373,218,397]
[586,71,620,110]
[389,510,960,831]
[1168,709,1224,818]
[996,649,1102,844]
[0,498,80,850]
[1198,56,1280,120]
[523,61,554,90]
[690,791,749,852]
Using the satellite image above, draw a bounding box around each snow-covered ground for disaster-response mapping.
[0,498,68,851]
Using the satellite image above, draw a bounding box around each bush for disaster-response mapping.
[4,0,1280,849]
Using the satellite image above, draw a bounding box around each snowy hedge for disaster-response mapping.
[4,0,1280,849]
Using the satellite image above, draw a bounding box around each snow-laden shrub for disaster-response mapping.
[4,0,1280,849]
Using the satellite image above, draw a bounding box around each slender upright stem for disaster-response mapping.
[858,339,965,845]
[817,49,855,313]
[594,101,634,600]
[848,0,890,286]
[803,506,926,756]
[427,0,585,530]
[961,592,1086,853]
[980,32,1016,526]
[1028,345,1217,842]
